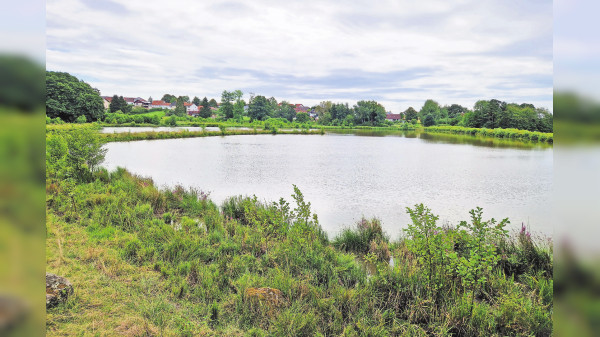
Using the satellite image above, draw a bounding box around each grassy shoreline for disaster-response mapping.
[99,128,324,142]
[424,125,553,143]
[46,127,553,336]
[47,123,553,146]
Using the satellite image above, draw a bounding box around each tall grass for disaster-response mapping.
[425,125,553,143]
[99,128,323,142]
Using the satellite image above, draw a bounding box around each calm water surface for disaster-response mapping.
[102,132,552,237]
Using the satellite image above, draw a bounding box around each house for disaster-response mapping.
[294,104,308,114]
[150,100,172,109]
[123,97,136,105]
[102,95,149,109]
[385,113,403,122]
[133,97,149,108]
[185,103,200,115]
[101,96,112,109]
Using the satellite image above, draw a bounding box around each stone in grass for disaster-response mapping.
[46,273,73,309]
[244,287,285,307]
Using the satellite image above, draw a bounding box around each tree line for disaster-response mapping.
[45,71,552,132]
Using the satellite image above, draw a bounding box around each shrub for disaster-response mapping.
[404,204,454,303]
[456,207,509,316]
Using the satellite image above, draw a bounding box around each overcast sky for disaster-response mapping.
[46,0,552,112]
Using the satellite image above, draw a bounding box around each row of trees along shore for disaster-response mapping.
[45,71,552,133]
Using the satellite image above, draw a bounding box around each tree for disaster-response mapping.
[314,101,333,125]
[484,99,505,129]
[419,99,440,122]
[423,114,436,126]
[404,107,418,121]
[161,94,176,103]
[174,96,186,116]
[208,98,218,108]
[65,128,107,182]
[268,97,278,111]
[231,90,245,120]
[354,100,386,125]
[192,96,201,106]
[331,103,352,123]
[296,112,310,123]
[276,101,296,122]
[248,95,271,121]
[118,96,131,113]
[233,100,246,120]
[220,90,234,119]
[232,90,243,102]
[447,104,466,118]
[199,97,211,118]
[181,95,190,103]
[467,100,488,128]
[535,108,553,132]
[46,71,105,122]
[148,96,153,103]
[109,94,121,113]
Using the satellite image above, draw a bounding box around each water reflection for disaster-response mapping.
[326,129,551,149]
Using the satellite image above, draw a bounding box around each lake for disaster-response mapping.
[101,131,552,237]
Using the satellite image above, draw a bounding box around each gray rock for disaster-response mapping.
[46,273,73,309]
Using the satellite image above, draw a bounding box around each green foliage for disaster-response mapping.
[423,113,435,126]
[464,99,552,132]
[333,218,389,261]
[174,97,186,117]
[167,116,177,126]
[456,207,509,315]
[424,125,553,143]
[199,97,212,118]
[354,100,386,125]
[419,99,440,121]
[109,95,127,113]
[161,94,177,103]
[46,71,105,122]
[404,204,454,303]
[192,96,201,106]
[403,107,418,121]
[274,101,296,122]
[130,106,147,114]
[295,112,310,123]
[248,95,271,121]
[46,127,107,182]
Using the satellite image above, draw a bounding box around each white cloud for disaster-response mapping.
[46,0,552,111]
